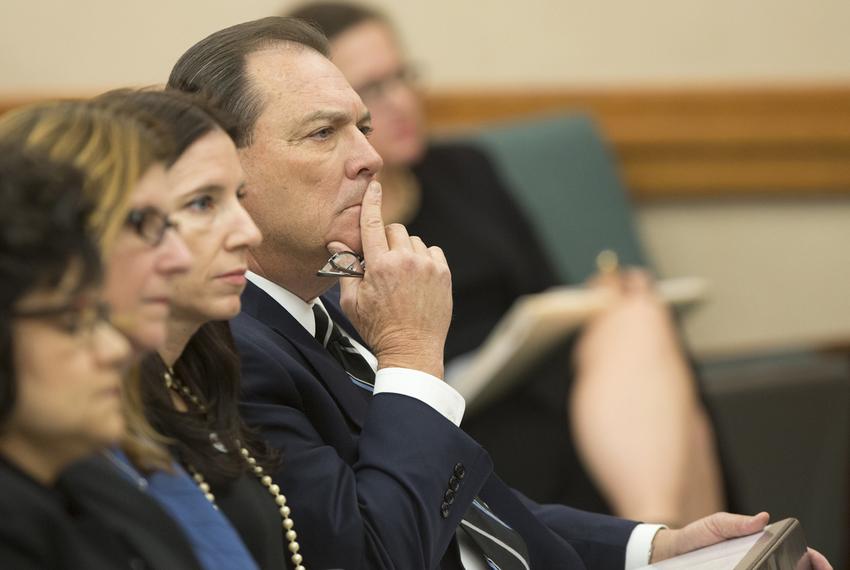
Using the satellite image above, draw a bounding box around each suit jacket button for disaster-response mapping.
[449,476,460,491]
[453,463,466,479]
[444,489,455,504]
[440,502,451,519]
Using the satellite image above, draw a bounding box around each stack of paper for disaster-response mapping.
[446,277,708,411]
[637,518,809,570]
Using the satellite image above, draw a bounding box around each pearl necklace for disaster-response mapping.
[164,368,306,570]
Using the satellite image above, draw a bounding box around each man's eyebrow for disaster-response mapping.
[357,110,372,125]
[299,110,350,125]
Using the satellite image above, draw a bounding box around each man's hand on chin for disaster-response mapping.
[333,180,452,379]
[650,512,832,569]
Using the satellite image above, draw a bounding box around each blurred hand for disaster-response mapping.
[331,181,451,378]
[651,511,770,562]
[804,548,833,570]
[576,269,681,372]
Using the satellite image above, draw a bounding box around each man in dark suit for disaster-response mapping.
[167,16,829,570]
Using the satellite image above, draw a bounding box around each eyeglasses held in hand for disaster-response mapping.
[316,251,365,278]
[126,206,178,247]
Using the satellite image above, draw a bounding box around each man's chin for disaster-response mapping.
[326,229,363,257]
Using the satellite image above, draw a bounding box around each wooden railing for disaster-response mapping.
[424,85,850,200]
[4,84,850,200]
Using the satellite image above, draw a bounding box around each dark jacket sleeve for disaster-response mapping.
[235,317,495,570]
[514,488,639,569]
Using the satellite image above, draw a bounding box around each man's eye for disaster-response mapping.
[359,125,374,137]
[187,195,214,211]
[310,127,335,140]
[236,188,247,201]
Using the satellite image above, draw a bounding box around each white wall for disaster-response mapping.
[4,0,850,91]
[0,0,285,91]
[2,0,850,355]
[380,0,850,87]
[639,199,850,355]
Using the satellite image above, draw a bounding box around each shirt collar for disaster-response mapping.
[245,271,327,337]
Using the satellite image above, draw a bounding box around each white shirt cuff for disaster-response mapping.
[625,523,667,570]
[373,367,466,426]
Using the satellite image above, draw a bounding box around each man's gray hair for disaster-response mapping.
[167,16,330,148]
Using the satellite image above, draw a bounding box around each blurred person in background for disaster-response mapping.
[284,1,725,527]
[0,98,193,473]
[0,147,138,568]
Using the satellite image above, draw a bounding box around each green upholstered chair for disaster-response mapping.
[469,113,647,283]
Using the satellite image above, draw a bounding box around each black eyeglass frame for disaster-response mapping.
[316,251,366,278]
[12,300,113,335]
[125,206,178,247]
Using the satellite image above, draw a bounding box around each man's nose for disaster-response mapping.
[346,128,383,179]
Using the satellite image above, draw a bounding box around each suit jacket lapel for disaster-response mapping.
[240,282,368,430]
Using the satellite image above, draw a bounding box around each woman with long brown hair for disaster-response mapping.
[98,88,306,570]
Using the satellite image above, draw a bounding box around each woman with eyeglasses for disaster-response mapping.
[0,100,226,568]
[0,147,139,568]
[0,99,192,470]
[1,97,277,570]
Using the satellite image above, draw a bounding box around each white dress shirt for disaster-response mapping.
[245,271,664,569]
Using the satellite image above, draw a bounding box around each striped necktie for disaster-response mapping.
[312,303,375,390]
[312,304,531,570]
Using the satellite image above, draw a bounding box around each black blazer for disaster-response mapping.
[57,455,204,570]
[231,282,637,570]
[0,454,201,570]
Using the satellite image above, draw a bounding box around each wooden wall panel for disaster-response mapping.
[3,85,850,199]
[423,85,850,199]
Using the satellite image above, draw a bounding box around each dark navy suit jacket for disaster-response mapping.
[232,281,637,570]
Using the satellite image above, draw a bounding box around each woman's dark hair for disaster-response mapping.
[286,2,385,41]
[94,88,238,161]
[107,88,277,482]
[141,322,277,485]
[0,147,101,424]
[167,16,329,148]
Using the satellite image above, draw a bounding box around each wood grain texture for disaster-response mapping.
[423,85,850,199]
[3,84,850,199]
